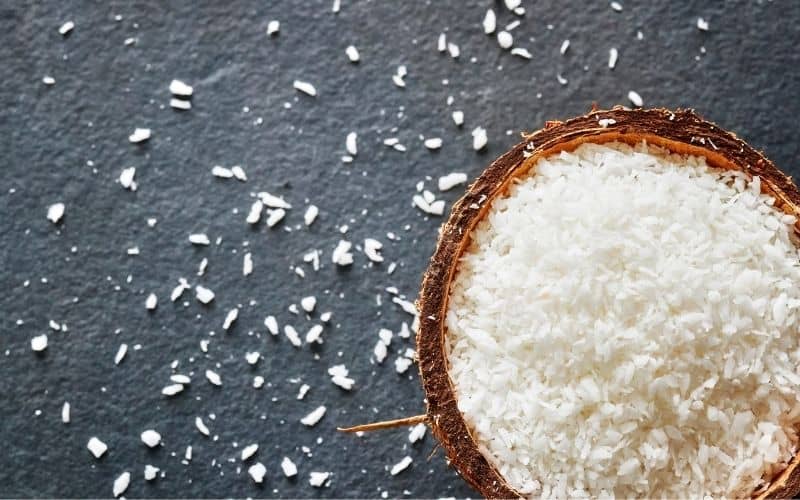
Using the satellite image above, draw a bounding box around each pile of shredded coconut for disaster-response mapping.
[446,142,800,498]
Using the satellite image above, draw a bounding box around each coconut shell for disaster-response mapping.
[415,107,800,499]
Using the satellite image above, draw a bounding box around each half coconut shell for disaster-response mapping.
[415,107,800,499]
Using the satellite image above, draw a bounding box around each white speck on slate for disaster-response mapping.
[305,324,324,344]
[332,240,354,266]
[144,464,160,481]
[241,443,259,461]
[195,416,210,436]
[628,90,644,107]
[395,356,413,373]
[309,471,330,487]
[560,39,570,55]
[293,80,317,97]
[409,423,427,443]
[114,343,128,365]
[58,21,74,36]
[222,308,239,331]
[248,462,267,483]
[611,1,623,11]
[169,79,193,97]
[301,405,326,426]
[345,45,360,62]
[297,384,310,399]
[266,208,286,227]
[284,325,302,347]
[281,456,298,477]
[328,364,355,390]
[437,33,446,52]
[141,429,161,448]
[231,165,247,181]
[447,42,460,59]
[162,383,184,396]
[374,341,388,364]
[346,132,358,156]
[364,238,384,262]
[438,172,468,191]
[87,437,108,458]
[697,17,709,31]
[483,9,496,34]
[31,334,48,352]
[169,98,191,110]
[424,137,442,150]
[189,233,210,245]
[452,110,464,126]
[472,126,488,151]
[511,47,532,59]
[205,369,222,386]
[609,48,619,69]
[245,351,260,365]
[42,75,56,85]
[113,472,130,498]
[170,374,190,384]
[243,252,253,276]
[304,205,319,226]
[267,20,280,36]
[391,456,413,475]
[258,191,292,209]
[212,165,233,178]
[62,402,70,423]
[47,203,65,224]
[144,293,158,311]
[246,200,263,225]
[264,316,279,335]
[195,285,215,304]
[129,128,151,143]
[497,31,513,49]
[301,296,317,313]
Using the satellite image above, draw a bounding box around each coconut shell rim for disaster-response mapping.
[415,107,800,499]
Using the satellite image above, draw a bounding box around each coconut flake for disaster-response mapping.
[205,369,222,386]
[483,9,497,34]
[281,457,298,477]
[195,285,215,304]
[248,462,267,483]
[438,172,468,191]
[627,90,644,107]
[609,48,619,69]
[332,240,354,266]
[47,203,65,224]
[345,45,360,62]
[301,405,326,426]
[309,471,330,487]
[472,127,488,151]
[31,334,48,352]
[129,128,151,143]
[87,437,108,458]
[169,79,193,97]
[141,429,161,448]
[293,80,317,97]
[304,205,319,226]
[113,472,130,498]
[390,456,413,475]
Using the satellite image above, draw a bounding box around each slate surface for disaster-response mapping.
[1,0,799,498]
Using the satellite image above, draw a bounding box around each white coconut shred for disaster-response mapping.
[446,142,800,499]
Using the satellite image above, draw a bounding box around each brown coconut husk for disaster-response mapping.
[345,108,800,499]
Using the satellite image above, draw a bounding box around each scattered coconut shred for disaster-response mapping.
[446,142,800,499]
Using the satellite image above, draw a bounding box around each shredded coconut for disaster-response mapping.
[447,142,800,498]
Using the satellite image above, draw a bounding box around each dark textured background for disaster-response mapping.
[1,0,799,498]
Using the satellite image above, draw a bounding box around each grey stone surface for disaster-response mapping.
[0,0,798,498]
